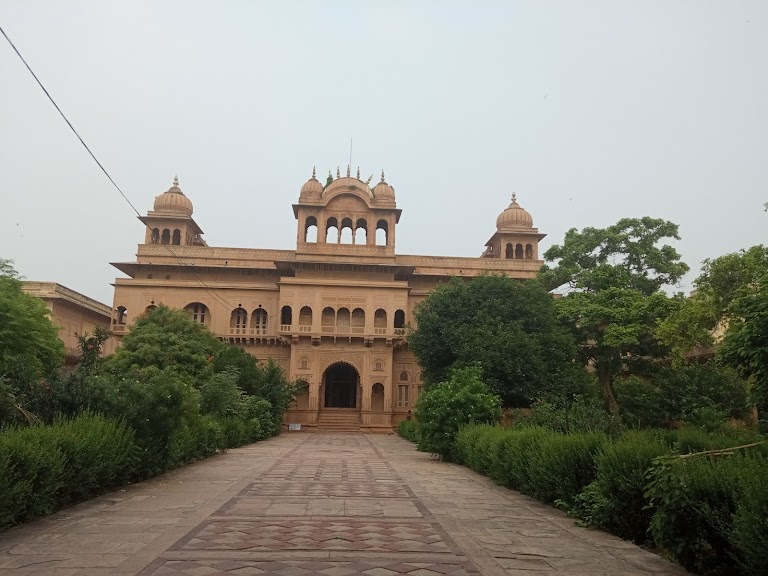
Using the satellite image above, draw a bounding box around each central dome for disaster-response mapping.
[154,176,193,216]
[372,170,395,204]
[299,167,323,200]
[496,192,533,229]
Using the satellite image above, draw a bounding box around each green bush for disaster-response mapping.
[200,369,243,418]
[0,429,64,526]
[463,425,509,477]
[732,465,768,575]
[414,366,500,460]
[572,430,669,543]
[454,423,486,465]
[515,396,623,435]
[615,377,665,428]
[672,426,765,456]
[397,419,419,442]
[219,416,248,448]
[648,453,768,575]
[491,426,550,491]
[527,431,607,506]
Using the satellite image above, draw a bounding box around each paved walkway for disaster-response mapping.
[0,434,686,576]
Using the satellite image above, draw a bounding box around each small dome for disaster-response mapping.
[299,167,323,200]
[496,192,533,229]
[154,176,193,216]
[372,170,395,202]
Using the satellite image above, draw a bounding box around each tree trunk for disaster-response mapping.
[597,364,620,416]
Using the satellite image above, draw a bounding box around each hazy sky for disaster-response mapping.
[1,1,766,305]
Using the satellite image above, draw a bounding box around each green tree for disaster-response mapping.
[540,218,688,415]
[0,259,65,386]
[408,275,580,407]
[102,305,222,378]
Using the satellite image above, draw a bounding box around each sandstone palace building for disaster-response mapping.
[110,168,545,431]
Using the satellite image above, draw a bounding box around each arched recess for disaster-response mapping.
[375,219,388,246]
[280,305,292,326]
[299,306,312,328]
[230,308,247,332]
[321,307,335,330]
[505,243,513,259]
[340,217,353,244]
[515,243,524,259]
[145,304,157,314]
[161,229,171,245]
[326,217,339,243]
[185,302,209,325]
[336,307,350,332]
[351,308,365,330]
[116,306,127,325]
[305,216,318,243]
[394,309,406,329]
[371,383,385,412]
[355,218,367,244]
[374,308,387,331]
[252,308,268,334]
[322,362,360,409]
[399,370,410,382]
[525,244,534,259]
[151,228,160,243]
[172,229,181,245]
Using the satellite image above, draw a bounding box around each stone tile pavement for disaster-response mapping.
[0,433,687,575]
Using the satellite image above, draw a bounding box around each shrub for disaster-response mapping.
[572,430,669,543]
[659,362,749,422]
[615,376,665,428]
[527,431,607,506]
[648,453,768,575]
[219,416,247,448]
[168,416,222,467]
[462,425,509,477]
[200,369,243,418]
[454,424,487,465]
[0,428,64,526]
[732,465,768,575]
[414,366,501,460]
[672,426,765,456]
[516,396,623,435]
[397,419,419,443]
[491,426,550,491]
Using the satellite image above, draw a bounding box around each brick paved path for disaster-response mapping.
[0,434,686,576]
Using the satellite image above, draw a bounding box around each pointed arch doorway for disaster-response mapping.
[322,362,359,409]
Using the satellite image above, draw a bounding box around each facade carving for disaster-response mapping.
[110,170,545,431]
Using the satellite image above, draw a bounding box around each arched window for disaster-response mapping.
[505,243,513,259]
[374,308,387,331]
[161,229,171,245]
[515,243,524,259]
[351,308,365,329]
[326,217,339,243]
[252,308,268,334]
[145,304,157,314]
[280,305,292,326]
[151,228,160,243]
[116,306,127,325]
[355,218,367,244]
[525,244,534,260]
[230,308,247,331]
[299,306,312,327]
[375,219,388,246]
[340,217,353,244]
[336,307,350,331]
[400,370,410,382]
[321,307,335,329]
[305,216,318,243]
[185,302,209,325]
[394,309,406,329]
[172,229,181,245]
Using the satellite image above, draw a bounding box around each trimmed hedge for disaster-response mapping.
[453,424,768,576]
[397,419,419,442]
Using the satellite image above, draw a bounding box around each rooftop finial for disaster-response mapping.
[356,166,360,179]
[511,191,517,203]
[337,167,341,179]
[381,170,385,183]
[312,166,316,179]
[366,174,373,185]
[173,174,179,188]
[346,165,351,177]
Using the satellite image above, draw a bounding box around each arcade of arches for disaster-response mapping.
[110,168,544,431]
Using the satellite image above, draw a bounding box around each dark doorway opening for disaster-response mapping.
[324,363,358,408]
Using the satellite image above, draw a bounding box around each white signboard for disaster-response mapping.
[288,423,301,431]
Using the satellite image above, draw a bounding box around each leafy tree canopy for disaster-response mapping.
[0,259,65,383]
[539,217,689,295]
[102,305,222,378]
[408,275,580,407]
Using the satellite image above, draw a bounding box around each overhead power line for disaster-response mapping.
[0,24,234,312]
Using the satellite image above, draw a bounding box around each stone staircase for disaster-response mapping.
[316,409,361,432]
